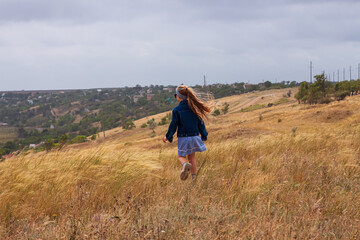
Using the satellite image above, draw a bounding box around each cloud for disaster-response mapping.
[0,0,359,90]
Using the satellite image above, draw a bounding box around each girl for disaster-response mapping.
[163,85,213,180]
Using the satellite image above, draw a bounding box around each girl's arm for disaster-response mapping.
[165,109,179,143]
[198,119,208,141]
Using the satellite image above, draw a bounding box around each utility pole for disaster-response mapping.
[343,68,345,81]
[309,61,313,83]
[350,66,352,81]
[333,72,335,82]
[358,63,360,80]
[337,69,339,82]
[203,75,206,88]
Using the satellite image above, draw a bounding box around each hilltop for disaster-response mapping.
[1,87,359,239]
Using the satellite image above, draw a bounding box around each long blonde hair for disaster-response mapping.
[177,85,214,121]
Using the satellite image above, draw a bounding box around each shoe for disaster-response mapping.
[180,163,192,180]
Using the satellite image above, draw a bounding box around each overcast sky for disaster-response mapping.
[0,0,359,91]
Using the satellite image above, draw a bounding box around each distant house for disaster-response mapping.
[147,88,153,94]
[258,83,265,88]
[147,94,155,101]
[0,122,8,126]
[29,144,36,148]
[139,90,146,96]
[168,87,174,92]
[97,89,102,92]
[27,100,34,105]
[84,108,90,113]
[50,125,55,129]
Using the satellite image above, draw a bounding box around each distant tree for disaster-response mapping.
[59,134,69,149]
[264,81,272,88]
[295,81,309,104]
[313,73,328,97]
[147,118,156,132]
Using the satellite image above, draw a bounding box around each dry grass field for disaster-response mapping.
[1,88,360,239]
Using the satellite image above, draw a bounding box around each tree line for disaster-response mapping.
[295,73,360,104]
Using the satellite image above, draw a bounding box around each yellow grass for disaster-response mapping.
[1,88,360,239]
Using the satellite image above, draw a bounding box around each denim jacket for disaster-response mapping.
[165,100,208,143]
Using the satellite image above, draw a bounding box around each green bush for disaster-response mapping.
[212,109,221,116]
[71,135,88,143]
[123,120,135,130]
[44,138,55,151]
[222,103,229,114]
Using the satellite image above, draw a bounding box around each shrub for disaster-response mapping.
[158,117,168,126]
[141,123,148,128]
[71,135,87,143]
[335,91,349,101]
[123,120,135,130]
[287,90,292,97]
[278,118,282,123]
[44,138,54,151]
[222,103,229,114]
[212,109,221,116]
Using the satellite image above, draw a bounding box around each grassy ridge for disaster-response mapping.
[1,88,360,239]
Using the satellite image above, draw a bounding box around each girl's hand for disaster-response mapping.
[162,136,168,143]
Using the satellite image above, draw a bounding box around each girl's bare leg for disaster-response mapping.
[178,156,187,165]
[188,153,197,174]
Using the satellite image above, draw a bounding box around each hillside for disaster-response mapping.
[0,82,296,155]
[1,87,360,239]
